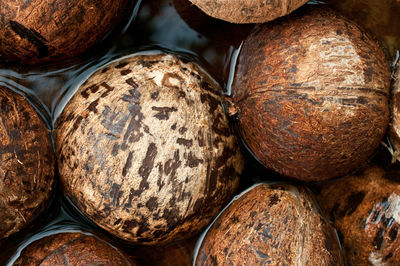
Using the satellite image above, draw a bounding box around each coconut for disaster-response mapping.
[231,6,390,182]
[318,165,400,265]
[187,0,309,24]
[54,53,244,245]
[0,0,130,65]
[13,232,134,265]
[195,183,344,265]
[0,87,54,239]
[389,61,400,161]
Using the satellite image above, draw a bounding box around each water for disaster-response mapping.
[0,0,399,264]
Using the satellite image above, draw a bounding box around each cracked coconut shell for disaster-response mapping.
[0,0,130,65]
[54,54,244,245]
[0,87,54,239]
[389,61,400,161]
[318,165,400,265]
[195,183,344,265]
[187,0,309,24]
[231,6,391,182]
[14,232,135,265]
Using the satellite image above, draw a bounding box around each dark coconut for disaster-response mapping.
[0,0,130,65]
[195,183,344,265]
[389,61,400,161]
[13,232,134,265]
[231,6,390,182]
[187,0,309,24]
[318,165,400,265]
[132,235,197,265]
[54,54,244,245]
[0,87,54,239]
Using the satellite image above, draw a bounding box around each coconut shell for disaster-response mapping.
[0,87,54,239]
[318,165,400,265]
[389,62,400,160]
[13,232,134,265]
[231,6,391,182]
[54,54,244,245]
[195,183,344,265]
[0,0,130,65]
[187,0,309,24]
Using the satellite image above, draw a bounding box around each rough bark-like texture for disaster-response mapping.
[14,232,134,265]
[0,0,130,65]
[0,87,54,239]
[232,6,390,182]
[187,0,309,23]
[318,165,400,265]
[54,54,244,245]
[195,183,344,265]
[390,62,400,160]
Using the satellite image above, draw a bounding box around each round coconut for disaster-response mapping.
[0,87,54,239]
[318,165,400,265]
[0,0,130,65]
[13,232,134,265]
[231,6,391,182]
[389,61,400,161]
[195,183,344,265]
[54,54,244,245]
[187,0,309,24]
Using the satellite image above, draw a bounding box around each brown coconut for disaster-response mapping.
[0,0,130,65]
[13,232,134,265]
[0,87,54,239]
[54,54,244,245]
[318,165,400,265]
[389,61,400,161]
[195,183,344,265]
[187,0,309,24]
[231,6,391,182]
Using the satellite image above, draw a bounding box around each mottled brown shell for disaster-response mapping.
[14,232,134,265]
[389,62,400,161]
[195,183,344,265]
[318,165,400,265]
[0,87,54,239]
[54,54,243,244]
[232,6,390,182]
[0,0,130,64]
[187,0,309,23]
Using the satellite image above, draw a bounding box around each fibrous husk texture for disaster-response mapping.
[0,0,129,64]
[54,54,243,244]
[188,0,309,23]
[389,62,400,160]
[14,232,134,265]
[232,6,390,182]
[195,183,344,265]
[0,87,54,239]
[318,165,400,265]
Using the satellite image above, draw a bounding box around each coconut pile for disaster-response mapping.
[0,0,399,265]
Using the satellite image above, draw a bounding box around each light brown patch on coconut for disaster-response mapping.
[188,0,309,23]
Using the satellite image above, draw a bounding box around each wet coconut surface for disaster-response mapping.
[0,0,399,264]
